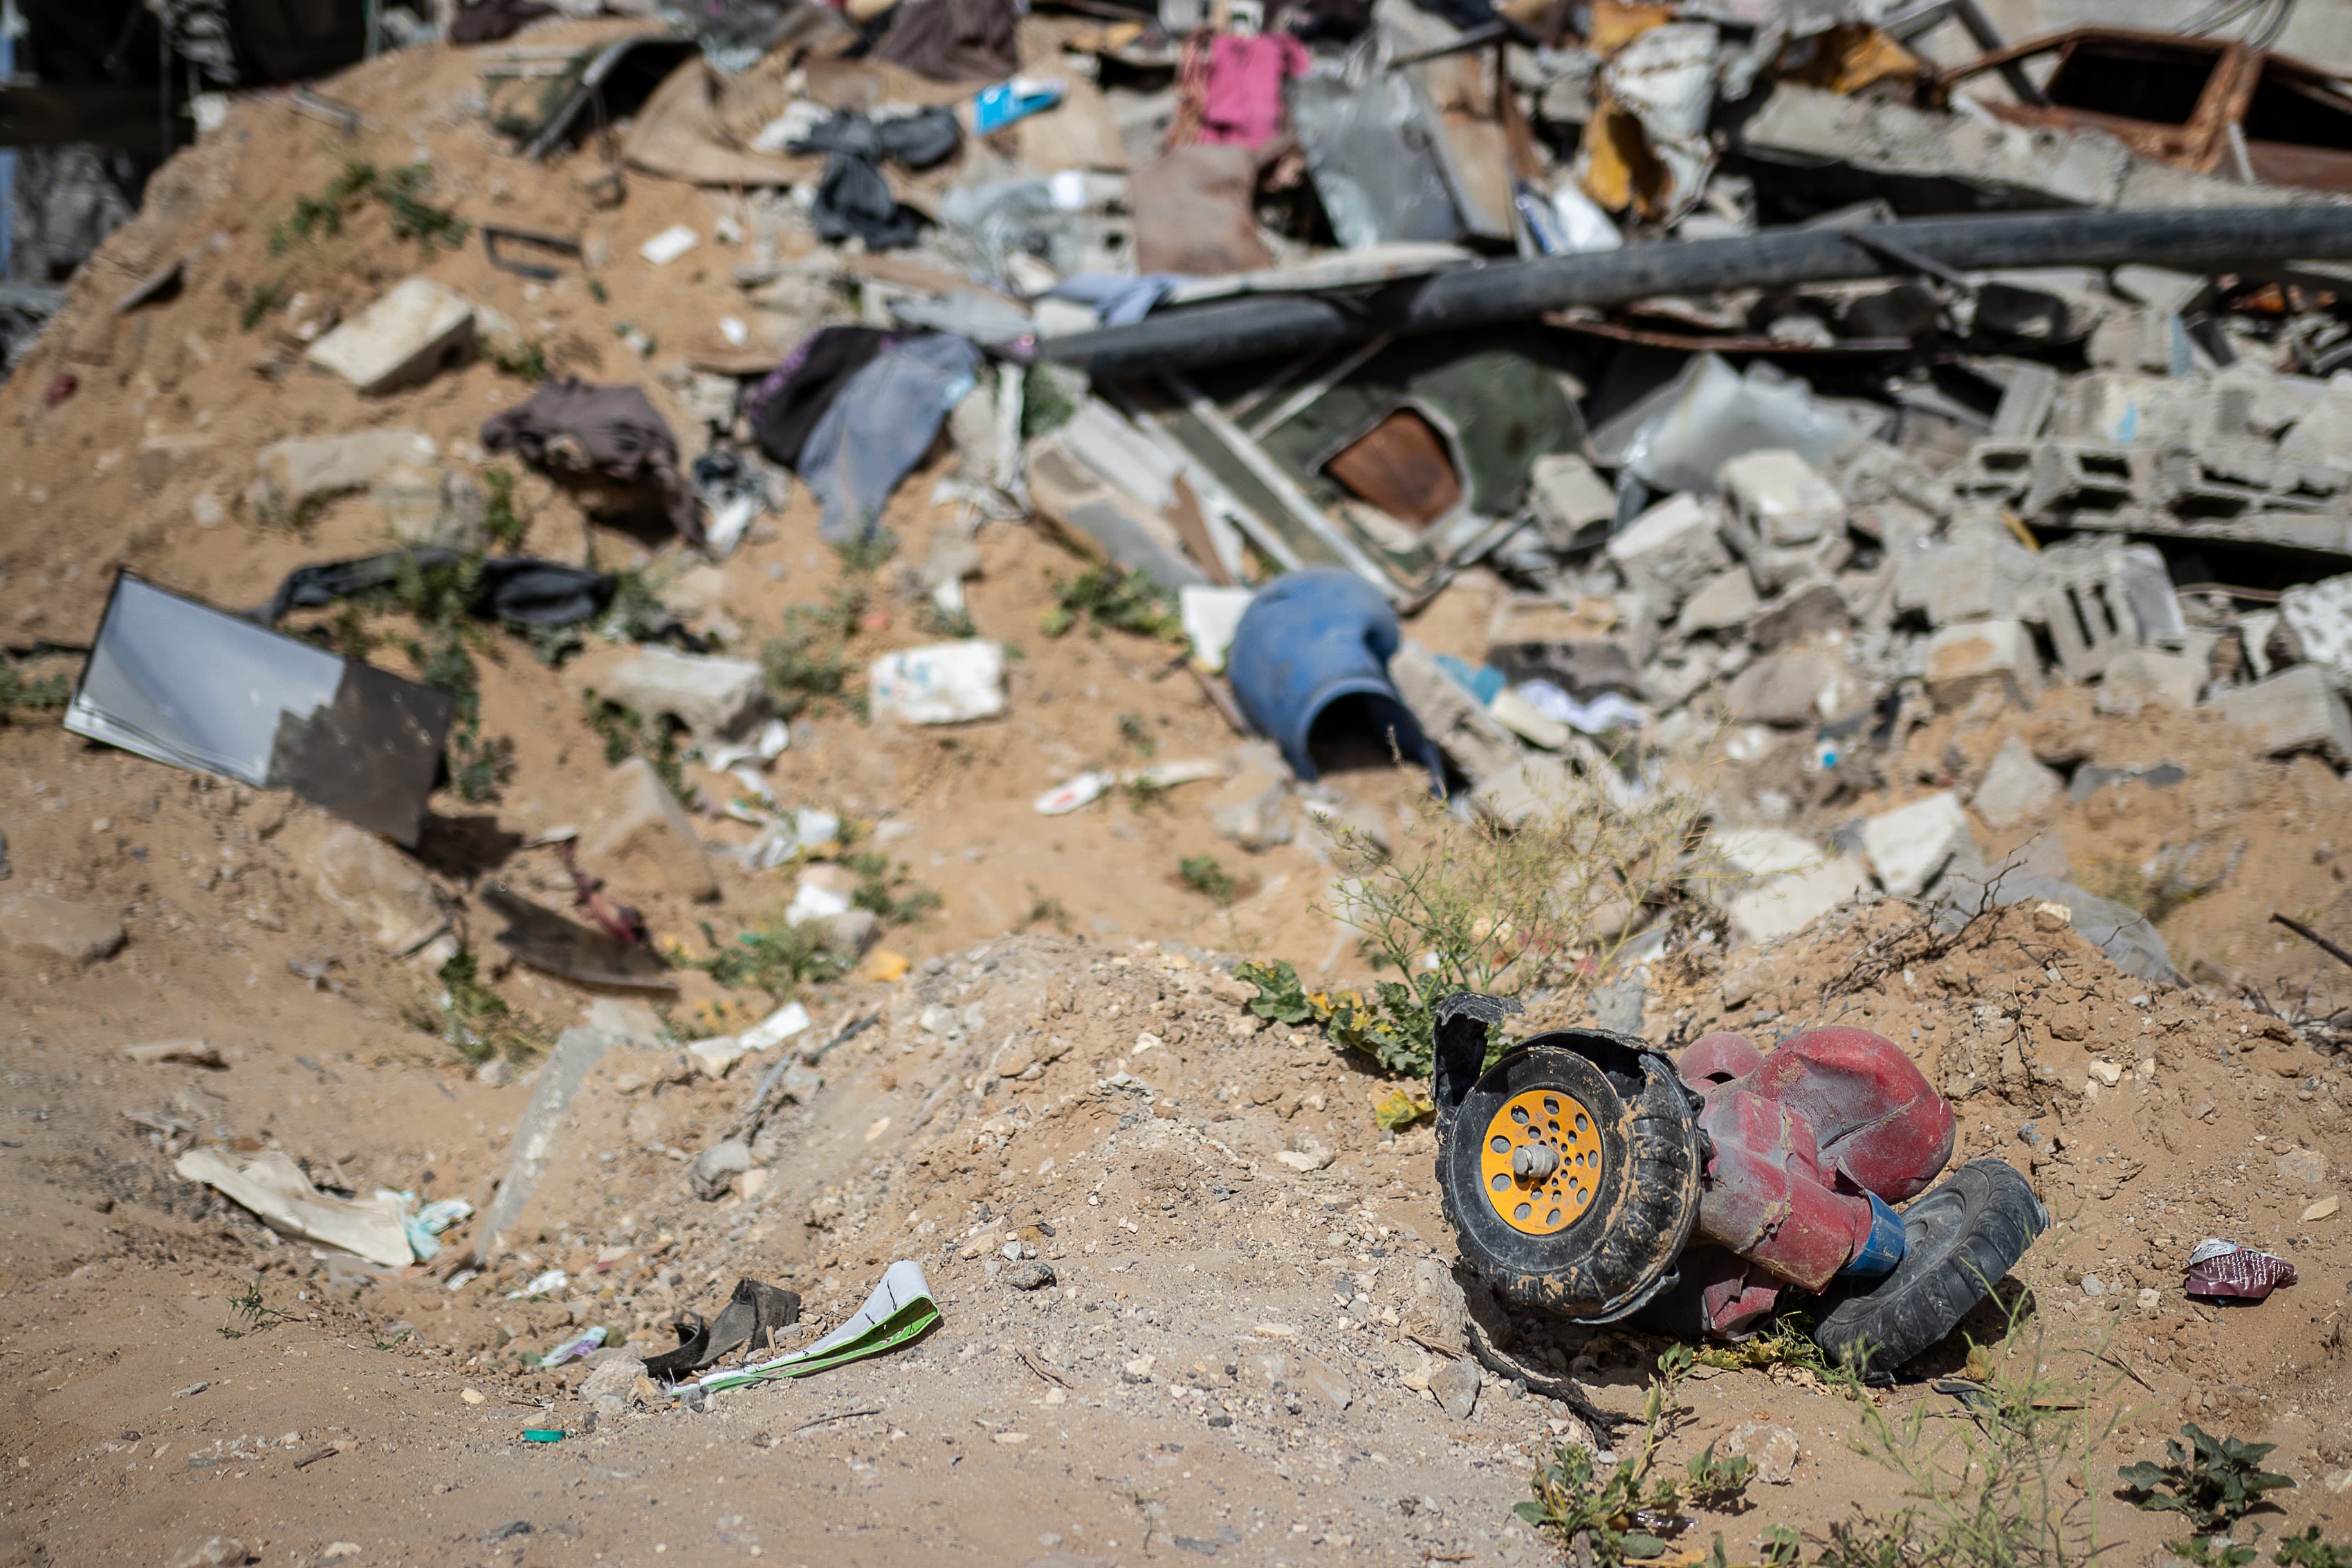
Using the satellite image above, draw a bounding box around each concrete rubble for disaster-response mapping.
[18,0,2352,1554]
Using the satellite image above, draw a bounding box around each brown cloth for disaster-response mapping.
[1131,144,1274,275]
[874,0,1019,84]
[481,379,703,545]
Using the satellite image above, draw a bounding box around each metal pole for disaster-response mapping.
[1043,205,2352,378]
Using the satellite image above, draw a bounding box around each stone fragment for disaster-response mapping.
[1005,1261,1057,1290]
[2095,649,2204,718]
[1403,1256,1470,1353]
[1675,569,1760,637]
[1392,640,1520,784]
[1213,784,1295,852]
[169,1536,254,1568]
[2277,1147,2328,1186]
[1430,1355,1481,1421]
[2207,666,2352,764]
[1863,791,1980,898]
[136,431,219,495]
[305,277,476,395]
[686,1036,748,1078]
[1969,736,2062,831]
[2280,380,2352,472]
[1299,1354,1352,1411]
[1720,448,1852,591]
[371,463,488,550]
[1527,454,1615,549]
[282,814,448,955]
[1605,493,1730,613]
[1923,620,2040,708]
[250,430,439,522]
[588,646,769,744]
[1727,1421,1800,1484]
[2281,573,2352,690]
[1715,829,1868,943]
[582,757,719,901]
[1722,645,1871,726]
[690,1138,754,1200]
[0,892,126,966]
[580,1351,647,1417]
[582,999,668,1049]
[1749,580,1849,651]
[1892,530,2040,627]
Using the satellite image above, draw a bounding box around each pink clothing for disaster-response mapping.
[1198,32,1310,147]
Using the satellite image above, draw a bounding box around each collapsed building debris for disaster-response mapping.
[15,0,2352,1557]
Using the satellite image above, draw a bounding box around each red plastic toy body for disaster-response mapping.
[1673,1026,1956,1335]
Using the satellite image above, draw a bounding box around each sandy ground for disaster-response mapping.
[8,28,2352,1568]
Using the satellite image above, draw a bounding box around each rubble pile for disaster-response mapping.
[15,0,2352,1556]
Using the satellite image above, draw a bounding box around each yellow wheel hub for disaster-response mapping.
[1480,1089,1602,1236]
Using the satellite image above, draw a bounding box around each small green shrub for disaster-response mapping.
[1518,1345,1753,1565]
[1039,566,1184,643]
[2121,1426,2295,1533]
[1178,854,1238,905]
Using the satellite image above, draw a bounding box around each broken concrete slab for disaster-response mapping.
[1740,83,2131,211]
[1526,454,1615,551]
[690,1138,755,1200]
[470,1024,621,1265]
[1027,425,1209,596]
[1722,645,1871,727]
[583,645,769,744]
[1720,448,1852,592]
[250,430,440,522]
[2094,648,2204,717]
[1392,640,1520,785]
[1675,569,1760,638]
[1213,784,1296,853]
[1891,528,2040,628]
[582,757,719,901]
[1922,620,2040,708]
[1862,791,1981,900]
[371,463,489,551]
[305,277,477,396]
[1715,828,1868,944]
[0,891,127,966]
[2280,574,2352,692]
[1936,865,2174,982]
[282,813,449,957]
[1605,493,1730,614]
[1749,580,1850,652]
[1969,736,2062,832]
[2207,665,2352,764]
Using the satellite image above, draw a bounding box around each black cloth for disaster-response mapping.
[790,108,960,252]
[747,325,895,468]
[809,154,925,250]
[449,0,555,43]
[644,1278,803,1381]
[789,105,962,170]
[248,549,615,629]
[481,378,703,544]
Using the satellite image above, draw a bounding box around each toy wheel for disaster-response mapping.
[1810,1159,2048,1379]
[1437,1032,1702,1321]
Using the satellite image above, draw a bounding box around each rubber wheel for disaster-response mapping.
[1438,1032,1702,1322]
[1810,1159,2048,1379]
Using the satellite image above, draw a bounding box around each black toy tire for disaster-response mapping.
[1810,1159,2049,1379]
[1437,1034,1702,1321]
